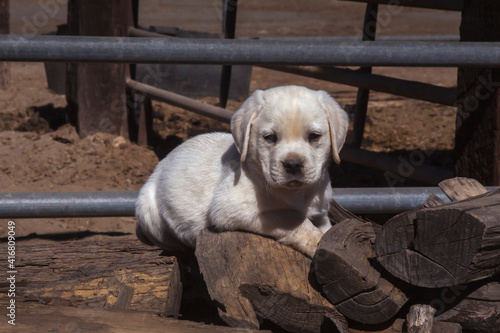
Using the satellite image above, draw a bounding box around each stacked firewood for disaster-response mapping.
[197,178,500,333]
[5,177,499,332]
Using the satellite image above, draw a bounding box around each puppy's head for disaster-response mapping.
[231,85,349,189]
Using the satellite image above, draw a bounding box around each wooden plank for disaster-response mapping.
[66,0,130,138]
[455,0,500,186]
[0,0,9,90]
[7,303,265,333]
[0,235,182,316]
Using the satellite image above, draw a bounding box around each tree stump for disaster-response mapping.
[376,188,500,288]
[314,219,409,324]
[0,235,182,316]
[195,229,348,333]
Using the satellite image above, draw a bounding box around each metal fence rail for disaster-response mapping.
[339,0,464,11]
[1,35,500,67]
[0,188,497,218]
[264,66,457,106]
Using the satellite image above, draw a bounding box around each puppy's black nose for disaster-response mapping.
[282,158,303,174]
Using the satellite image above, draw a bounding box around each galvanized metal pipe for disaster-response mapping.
[265,66,457,106]
[2,188,497,219]
[0,191,137,218]
[339,0,464,11]
[125,79,234,123]
[1,35,500,67]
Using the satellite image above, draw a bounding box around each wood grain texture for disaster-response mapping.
[0,235,182,315]
[439,177,488,202]
[315,219,408,324]
[66,0,129,138]
[377,189,500,288]
[423,193,446,208]
[436,281,500,332]
[195,229,348,333]
[407,304,436,333]
[6,303,266,333]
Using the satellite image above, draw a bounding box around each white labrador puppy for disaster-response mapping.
[135,85,348,258]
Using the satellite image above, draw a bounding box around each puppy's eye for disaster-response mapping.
[308,133,322,143]
[263,134,277,144]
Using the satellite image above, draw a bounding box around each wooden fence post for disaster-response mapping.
[455,0,500,185]
[0,0,9,90]
[66,0,131,138]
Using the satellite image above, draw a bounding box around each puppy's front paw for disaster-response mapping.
[282,225,323,258]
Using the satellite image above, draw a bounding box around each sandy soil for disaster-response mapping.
[1,0,459,238]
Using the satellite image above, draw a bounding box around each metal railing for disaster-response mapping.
[2,187,497,218]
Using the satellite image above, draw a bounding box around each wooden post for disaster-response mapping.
[0,0,9,90]
[455,0,500,185]
[66,0,131,138]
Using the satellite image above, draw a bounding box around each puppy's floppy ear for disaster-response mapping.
[231,89,264,163]
[316,90,349,164]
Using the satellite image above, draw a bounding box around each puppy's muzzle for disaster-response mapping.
[282,157,304,175]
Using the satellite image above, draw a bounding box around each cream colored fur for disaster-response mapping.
[135,85,349,257]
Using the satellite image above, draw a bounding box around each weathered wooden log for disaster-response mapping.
[195,229,348,333]
[423,193,446,208]
[314,219,409,324]
[0,235,181,315]
[415,178,500,333]
[11,303,265,333]
[407,304,436,333]
[435,281,500,332]
[376,188,500,288]
[439,177,488,202]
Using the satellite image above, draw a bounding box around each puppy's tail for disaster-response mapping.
[135,182,162,246]
[135,182,186,252]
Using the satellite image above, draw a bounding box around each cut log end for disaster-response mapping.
[377,188,500,288]
[315,219,408,324]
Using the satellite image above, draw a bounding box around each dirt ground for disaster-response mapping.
[1,1,460,241]
[0,0,461,326]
